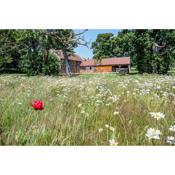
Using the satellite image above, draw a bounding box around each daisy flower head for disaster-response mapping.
[146,128,161,140]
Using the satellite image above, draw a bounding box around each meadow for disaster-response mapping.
[0,73,175,145]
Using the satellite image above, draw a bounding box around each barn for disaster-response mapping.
[53,50,82,73]
[60,54,82,73]
[80,57,130,73]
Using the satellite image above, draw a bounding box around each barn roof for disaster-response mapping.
[80,57,130,67]
[68,54,82,62]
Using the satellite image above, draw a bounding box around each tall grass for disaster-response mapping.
[0,74,175,145]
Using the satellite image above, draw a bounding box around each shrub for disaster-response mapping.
[42,52,60,75]
[18,51,43,75]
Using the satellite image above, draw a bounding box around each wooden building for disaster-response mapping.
[61,54,82,73]
[53,50,82,73]
[80,57,130,73]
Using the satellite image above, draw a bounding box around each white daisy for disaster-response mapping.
[109,139,118,146]
[78,104,82,108]
[149,112,165,120]
[98,128,103,133]
[146,128,161,140]
[113,111,119,115]
[105,124,109,128]
[109,126,115,132]
[169,125,175,132]
[167,136,175,145]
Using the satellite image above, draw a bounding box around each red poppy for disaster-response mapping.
[32,100,44,110]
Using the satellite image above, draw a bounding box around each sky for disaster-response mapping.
[74,29,120,58]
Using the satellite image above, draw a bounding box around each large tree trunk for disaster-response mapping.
[63,49,72,77]
[43,49,49,64]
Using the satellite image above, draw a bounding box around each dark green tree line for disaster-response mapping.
[0,29,88,76]
[91,29,175,74]
[0,29,60,75]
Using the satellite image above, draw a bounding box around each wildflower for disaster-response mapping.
[32,100,44,110]
[109,139,118,146]
[98,128,103,133]
[169,125,175,132]
[146,128,161,140]
[78,104,82,108]
[109,126,115,132]
[113,111,119,115]
[105,124,109,128]
[149,112,165,120]
[129,120,132,125]
[85,113,89,117]
[80,110,85,114]
[166,136,175,145]
[108,95,119,102]
[95,100,103,106]
[112,96,119,102]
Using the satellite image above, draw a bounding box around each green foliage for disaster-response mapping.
[91,30,135,62]
[18,50,43,75]
[48,29,78,51]
[0,29,77,75]
[46,29,79,77]
[0,30,20,71]
[133,30,153,73]
[133,30,175,74]
[0,74,175,145]
[91,33,114,60]
[92,29,175,74]
[42,52,60,75]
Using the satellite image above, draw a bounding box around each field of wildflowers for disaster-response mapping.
[0,73,175,145]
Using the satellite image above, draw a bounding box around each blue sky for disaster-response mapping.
[74,29,120,58]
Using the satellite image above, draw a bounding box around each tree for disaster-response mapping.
[133,30,175,74]
[132,30,153,73]
[0,30,20,72]
[0,29,88,76]
[0,29,60,75]
[149,30,175,73]
[48,29,88,77]
[112,30,135,65]
[91,29,175,74]
[91,30,136,65]
[91,33,114,60]
[14,30,45,75]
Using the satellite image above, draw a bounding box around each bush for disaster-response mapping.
[8,48,61,76]
[42,52,60,75]
[18,51,43,76]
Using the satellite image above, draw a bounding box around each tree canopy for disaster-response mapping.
[0,29,85,76]
[1,29,175,75]
[91,29,175,74]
